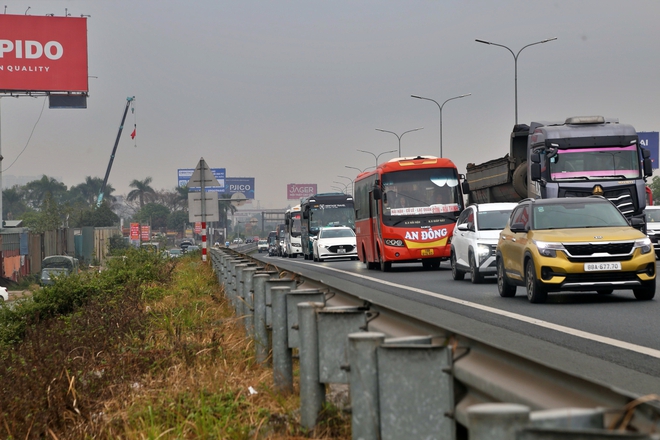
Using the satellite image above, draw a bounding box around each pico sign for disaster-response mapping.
[0,14,88,92]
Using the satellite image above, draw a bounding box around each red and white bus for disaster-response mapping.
[353,156,465,271]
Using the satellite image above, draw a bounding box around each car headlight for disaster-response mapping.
[384,239,404,247]
[533,240,564,258]
[634,237,653,254]
[476,244,492,264]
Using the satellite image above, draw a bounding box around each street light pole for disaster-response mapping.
[411,93,471,158]
[345,165,374,174]
[475,37,557,124]
[337,175,354,195]
[375,128,423,157]
[332,181,349,194]
[357,149,397,167]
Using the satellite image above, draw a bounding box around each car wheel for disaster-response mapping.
[469,251,483,284]
[597,289,613,295]
[633,281,656,300]
[525,259,548,303]
[497,257,516,297]
[451,250,465,281]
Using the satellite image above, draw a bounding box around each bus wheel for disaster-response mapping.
[379,254,392,272]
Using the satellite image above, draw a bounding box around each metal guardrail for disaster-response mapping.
[209,248,660,439]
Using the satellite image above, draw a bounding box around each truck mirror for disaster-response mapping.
[642,148,651,159]
[644,158,653,177]
[302,210,309,219]
[461,180,471,194]
[373,187,382,200]
[530,163,542,181]
[530,152,541,163]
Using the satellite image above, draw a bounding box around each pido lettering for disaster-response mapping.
[0,40,64,60]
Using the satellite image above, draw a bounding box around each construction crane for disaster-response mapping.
[96,96,135,207]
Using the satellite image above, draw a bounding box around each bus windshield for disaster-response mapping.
[381,168,462,216]
[290,213,302,237]
[309,205,354,233]
[548,146,641,180]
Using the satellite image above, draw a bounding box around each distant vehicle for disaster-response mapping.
[141,242,161,252]
[180,240,193,251]
[0,286,7,303]
[645,206,660,258]
[313,226,358,262]
[41,255,80,286]
[168,248,183,258]
[186,245,201,252]
[284,205,303,258]
[300,192,355,260]
[257,239,268,253]
[450,202,517,283]
[496,196,655,303]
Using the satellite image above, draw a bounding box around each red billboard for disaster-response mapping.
[0,14,88,92]
[130,223,140,241]
[287,183,317,200]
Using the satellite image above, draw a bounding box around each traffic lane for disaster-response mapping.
[260,255,660,372]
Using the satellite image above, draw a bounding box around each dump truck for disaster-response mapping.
[463,116,653,226]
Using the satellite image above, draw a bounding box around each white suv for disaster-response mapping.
[257,239,268,253]
[450,202,517,283]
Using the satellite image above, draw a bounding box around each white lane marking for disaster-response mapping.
[290,260,660,359]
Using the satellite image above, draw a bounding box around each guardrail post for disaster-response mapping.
[286,289,326,349]
[271,285,294,393]
[317,306,367,384]
[347,332,385,440]
[242,267,258,335]
[377,339,455,439]
[265,278,297,329]
[231,263,248,313]
[467,403,530,440]
[252,274,271,364]
[298,301,326,430]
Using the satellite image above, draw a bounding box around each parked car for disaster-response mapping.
[312,226,358,262]
[41,255,80,286]
[496,196,655,303]
[186,245,200,253]
[451,202,517,283]
[0,286,7,303]
[644,205,660,259]
[257,239,268,253]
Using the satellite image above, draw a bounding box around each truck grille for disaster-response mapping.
[562,188,637,216]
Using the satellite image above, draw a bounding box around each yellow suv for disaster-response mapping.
[496,197,655,303]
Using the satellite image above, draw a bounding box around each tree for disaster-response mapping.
[127,177,156,208]
[650,176,660,204]
[2,186,28,219]
[167,210,189,233]
[218,192,237,230]
[21,193,62,233]
[69,176,116,207]
[23,175,67,209]
[135,203,170,229]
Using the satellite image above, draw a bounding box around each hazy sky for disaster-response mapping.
[2,0,660,210]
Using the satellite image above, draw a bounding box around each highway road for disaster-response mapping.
[251,252,660,397]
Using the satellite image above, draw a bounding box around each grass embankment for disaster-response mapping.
[0,250,349,439]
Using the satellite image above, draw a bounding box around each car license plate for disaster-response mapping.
[337,248,346,254]
[584,262,621,271]
[421,249,434,256]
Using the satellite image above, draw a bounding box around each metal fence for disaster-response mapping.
[209,247,660,440]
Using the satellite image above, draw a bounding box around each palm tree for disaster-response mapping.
[2,186,27,219]
[70,176,116,207]
[127,177,156,208]
[23,175,67,209]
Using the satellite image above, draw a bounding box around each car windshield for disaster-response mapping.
[645,209,660,223]
[477,209,513,231]
[320,228,355,239]
[548,146,641,180]
[532,201,629,229]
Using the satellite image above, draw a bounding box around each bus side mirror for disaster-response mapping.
[302,210,309,219]
[461,180,471,195]
[373,187,382,200]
